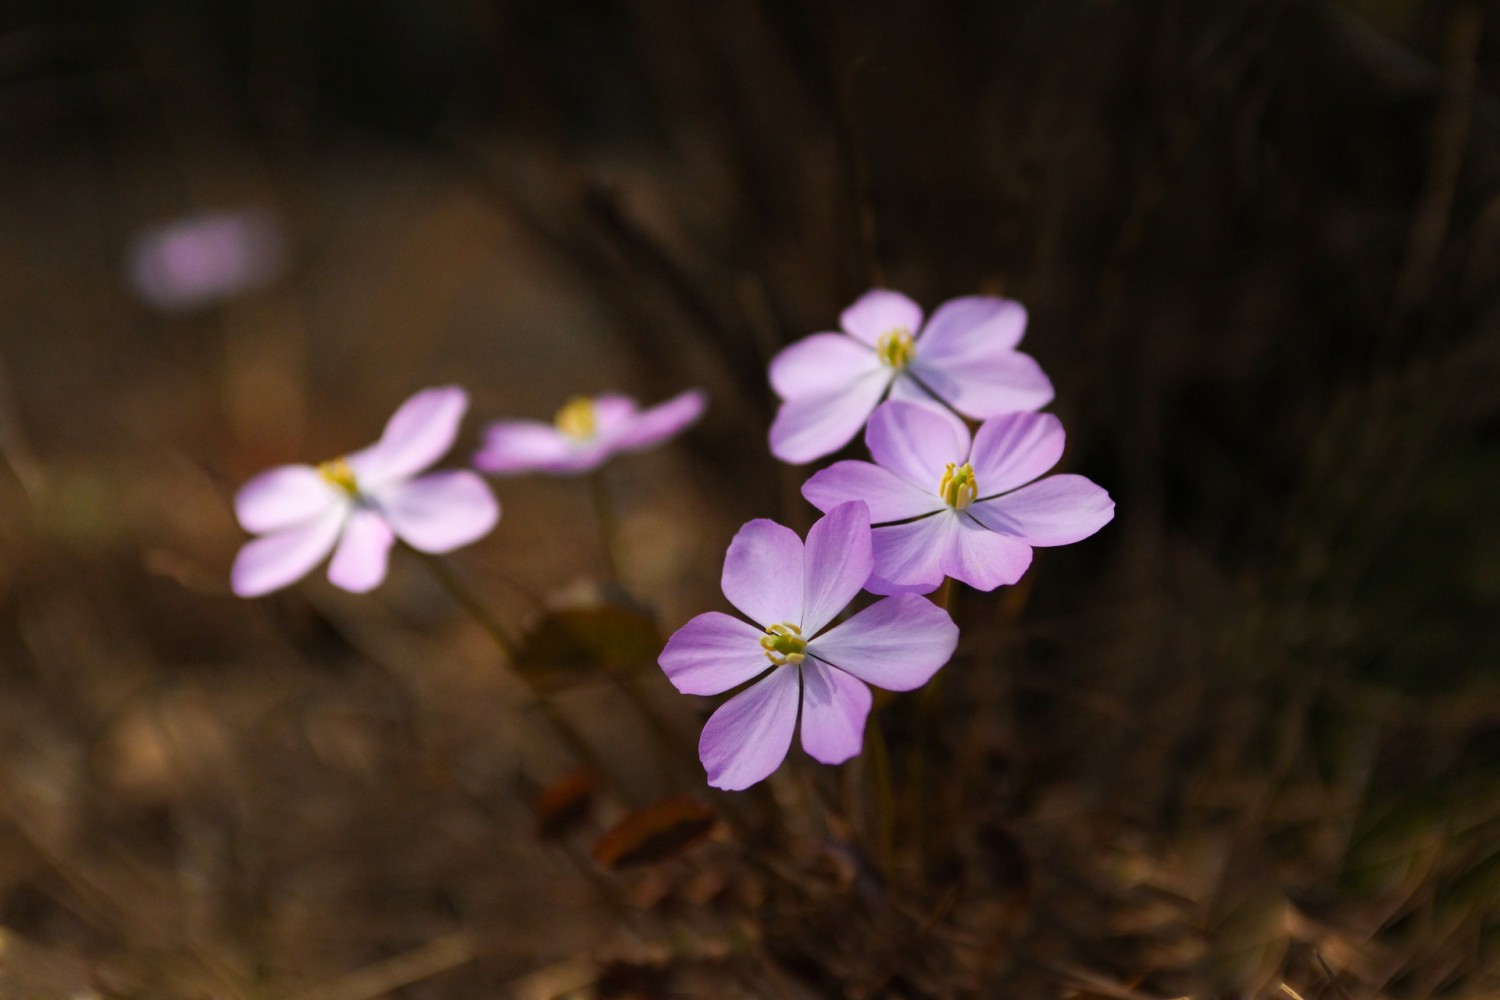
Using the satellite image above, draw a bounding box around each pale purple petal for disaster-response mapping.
[938,514,1033,590]
[801,460,943,523]
[886,373,947,407]
[721,518,804,628]
[231,504,346,597]
[840,289,924,347]
[326,508,395,593]
[798,662,871,765]
[589,394,639,438]
[865,401,970,492]
[769,334,881,399]
[769,369,892,465]
[660,612,772,696]
[801,501,874,636]
[864,514,955,595]
[910,351,1054,420]
[968,474,1115,546]
[918,295,1028,355]
[609,389,706,451]
[474,421,606,476]
[374,471,499,553]
[699,665,800,791]
[350,386,468,485]
[808,594,958,691]
[234,465,339,533]
[968,412,1066,496]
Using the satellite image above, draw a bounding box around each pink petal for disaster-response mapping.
[798,662,871,765]
[699,665,801,791]
[910,350,1054,420]
[807,594,958,691]
[231,505,346,597]
[968,412,1065,496]
[801,460,943,524]
[768,368,891,464]
[840,289,924,347]
[865,401,970,492]
[660,612,772,696]
[801,501,874,635]
[474,421,601,476]
[769,334,881,399]
[326,508,395,593]
[918,295,1028,355]
[721,518,805,628]
[968,474,1115,546]
[234,464,339,533]
[589,394,639,437]
[864,514,955,595]
[938,514,1033,590]
[349,386,468,485]
[375,471,500,553]
[609,389,706,452]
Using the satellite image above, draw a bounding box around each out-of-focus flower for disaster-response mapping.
[232,386,499,597]
[659,501,957,790]
[768,290,1054,464]
[474,389,705,476]
[127,209,287,312]
[802,401,1113,595]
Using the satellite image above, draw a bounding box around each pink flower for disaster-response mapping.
[231,386,499,597]
[128,209,286,312]
[659,501,958,790]
[802,401,1113,595]
[474,389,706,476]
[768,290,1054,464]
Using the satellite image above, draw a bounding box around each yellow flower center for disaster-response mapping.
[317,457,358,496]
[555,396,597,441]
[759,622,806,666]
[938,462,977,510]
[875,328,914,370]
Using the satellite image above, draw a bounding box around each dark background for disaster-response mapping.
[1,1,1498,996]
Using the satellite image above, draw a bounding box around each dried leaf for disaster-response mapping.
[592,795,719,870]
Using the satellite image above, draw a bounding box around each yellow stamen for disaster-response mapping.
[759,622,806,666]
[938,462,977,510]
[317,457,358,495]
[555,396,597,441]
[875,328,914,370]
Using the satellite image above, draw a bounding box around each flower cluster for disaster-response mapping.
[231,386,704,597]
[228,287,1112,793]
[659,289,1112,789]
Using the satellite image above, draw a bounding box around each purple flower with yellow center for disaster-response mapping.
[231,386,499,597]
[802,401,1114,595]
[474,389,705,476]
[768,290,1054,464]
[659,501,958,790]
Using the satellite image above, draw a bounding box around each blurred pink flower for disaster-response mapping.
[474,389,705,476]
[659,501,958,790]
[802,401,1114,594]
[128,209,286,312]
[768,290,1054,464]
[232,386,499,597]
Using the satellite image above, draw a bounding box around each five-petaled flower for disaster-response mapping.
[768,290,1054,464]
[474,389,706,476]
[802,401,1114,595]
[659,501,958,790]
[231,386,499,597]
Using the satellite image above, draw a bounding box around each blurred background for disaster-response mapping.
[1,0,1498,996]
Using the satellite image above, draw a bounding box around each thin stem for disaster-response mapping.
[588,470,624,590]
[417,553,608,781]
[867,711,896,878]
[416,552,520,660]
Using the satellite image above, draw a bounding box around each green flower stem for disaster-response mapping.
[867,711,897,878]
[588,470,624,590]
